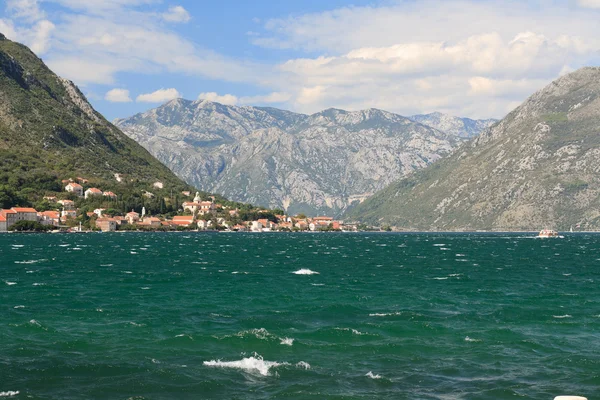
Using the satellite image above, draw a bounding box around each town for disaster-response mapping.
[0,178,357,233]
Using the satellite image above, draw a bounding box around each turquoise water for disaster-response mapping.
[1,232,599,399]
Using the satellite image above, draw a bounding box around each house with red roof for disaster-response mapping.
[65,182,83,197]
[84,187,103,199]
[171,216,194,227]
[39,211,60,227]
[96,218,117,232]
[103,191,117,199]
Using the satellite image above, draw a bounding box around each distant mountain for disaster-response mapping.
[410,112,497,138]
[116,101,466,216]
[348,67,600,231]
[0,33,192,206]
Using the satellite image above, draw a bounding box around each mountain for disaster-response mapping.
[116,101,465,216]
[409,112,497,138]
[0,33,193,207]
[348,67,600,231]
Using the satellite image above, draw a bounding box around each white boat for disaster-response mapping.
[538,229,559,238]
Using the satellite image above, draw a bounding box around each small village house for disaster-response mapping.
[65,182,83,197]
[96,218,117,232]
[84,188,103,199]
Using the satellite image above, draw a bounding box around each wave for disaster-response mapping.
[366,371,382,379]
[369,312,403,317]
[464,336,482,342]
[203,355,283,377]
[553,315,572,319]
[0,391,19,397]
[280,338,294,346]
[292,269,319,275]
[14,259,46,264]
[334,327,369,336]
[4,281,17,286]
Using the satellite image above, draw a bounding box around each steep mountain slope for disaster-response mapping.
[0,33,192,204]
[410,112,497,138]
[348,67,600,231]
[116,101,462,215]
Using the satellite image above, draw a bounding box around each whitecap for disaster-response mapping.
[130,251,137,254]
[5,281,17,286]
[203,355,286,376]
[32,283,46,286]
[11,245,24,248]
[433,277,448,280]
[280,338,294,346]
[335,327,368,335]
[369,312,402,317]
[292,269,319,275]
[15,259,46,264]
[13,305,25,309]
[465,336,481,342]
[366,371,382,379]
[433,244,446,247]
[0,391,19,397]
[140,287,150,290]
[310,283,325,286]
[296,361,310,369]
[553,315,572,319]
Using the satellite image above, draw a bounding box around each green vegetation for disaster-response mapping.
[542,113,568,123]
[8,220,52,232]
[0,35,194,208]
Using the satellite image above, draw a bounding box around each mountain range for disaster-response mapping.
[116,102,493,215]
[409,112,497,139]
[348,67,600,231]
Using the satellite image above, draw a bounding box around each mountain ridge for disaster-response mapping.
[347,66,600,230]
[116,100,493,215]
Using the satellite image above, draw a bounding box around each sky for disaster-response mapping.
[1,0,600,121]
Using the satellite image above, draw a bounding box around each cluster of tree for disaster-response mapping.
[8,220,53,232]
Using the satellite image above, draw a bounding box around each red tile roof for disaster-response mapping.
[0,215,6,222]
[12,207,37,213]
[67,183,83,188]
[87,188,102,193]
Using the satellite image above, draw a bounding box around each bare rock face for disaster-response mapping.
[348,67,600,231]
[410,112,497,139]
[116,102,468,215]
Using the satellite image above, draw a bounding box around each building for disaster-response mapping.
[172,216,194,227]
[11,208,38,223]
[96,218,117,232]
[140,217,162,227]
[39,211,60,227]
[84,188,103,199]
[103,191,117,199]
[126,211,140,224]
[65,182,83,197]
[58,199,75,210]
[197,219,211,230]
[0,214,7,232]
[43,196,57,203]
[198,201,215,215]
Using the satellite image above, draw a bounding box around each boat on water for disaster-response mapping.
[538,229,559,238]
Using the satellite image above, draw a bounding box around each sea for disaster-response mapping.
[1,232,599,399]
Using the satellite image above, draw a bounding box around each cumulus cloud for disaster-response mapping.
[163,6,191,23]
[198,92,239,105]
[137,88,181,103]
[105,88,132,102]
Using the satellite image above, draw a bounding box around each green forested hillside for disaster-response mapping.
[0,33,194,211]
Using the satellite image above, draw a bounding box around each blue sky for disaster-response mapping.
[1,0,600,120]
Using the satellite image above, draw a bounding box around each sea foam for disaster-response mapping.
[0,391,19,397]
[292,269,319,275]
[203,355,285,376]
[366,371,382,379]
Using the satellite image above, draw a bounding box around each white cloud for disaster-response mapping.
[0,19,18,40]
[28,20,55,54]
[198,92,239,105]
[6,0,45,22]
[241,92,292,104]
[162,5,191,23]
[137,88,181,103]
[105,88,132,102]
[47,58,121,85]
[577,0,600,8]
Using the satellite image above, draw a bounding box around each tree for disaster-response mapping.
[9,220,52,232]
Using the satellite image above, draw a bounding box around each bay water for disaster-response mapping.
[1,232,599,399]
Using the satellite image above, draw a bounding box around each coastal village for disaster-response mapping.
[0,177,356,233]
